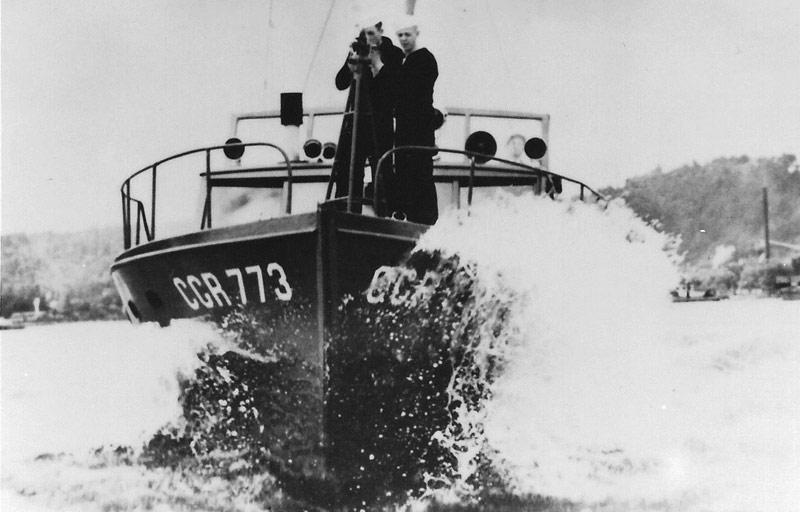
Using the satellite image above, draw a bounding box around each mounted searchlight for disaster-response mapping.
[322,142,337,160]
[223,138,245,160]
[303,139,322,159]
[524,137,548,160]
[465,131,497,164]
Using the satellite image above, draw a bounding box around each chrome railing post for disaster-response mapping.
[285,158,293,214]
[135,204,141,246]
[468,157,476,206]
[141,203,152,241]
[540,114,550,171]
[122,186,130,249]
[151,165,157,240]
[463,113,472,163]
[203,149,212,229]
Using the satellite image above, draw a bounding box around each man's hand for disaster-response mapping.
[347,50,358,72]
[369,45,383,76]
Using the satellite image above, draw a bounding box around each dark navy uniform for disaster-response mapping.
[394,47,438,225]
[333,36,403,214]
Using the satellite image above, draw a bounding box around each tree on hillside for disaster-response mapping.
[1,228,124,320]
[1,235,44,317]
[603,154,800,266]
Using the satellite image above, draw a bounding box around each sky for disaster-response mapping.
[2,0,799,235]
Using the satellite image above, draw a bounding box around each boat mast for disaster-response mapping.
[406,0,416,14]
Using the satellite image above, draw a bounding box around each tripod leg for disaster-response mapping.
[360,73,394,216]
[330,61,380,215]
[327,91,355,201]
[346,70,362,213]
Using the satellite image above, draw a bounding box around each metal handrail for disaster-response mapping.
[121,142,291,249]
[120,141,605,249]
[118,194,153,247]
[133,199,152,246]
[373,146,605,214]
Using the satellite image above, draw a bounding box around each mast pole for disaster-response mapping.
[406,0,416,14]
[763,187,770,261]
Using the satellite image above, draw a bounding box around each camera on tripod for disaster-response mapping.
[349,30,372,63]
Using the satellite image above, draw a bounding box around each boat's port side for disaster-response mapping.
[112,213,319,327]
[111,207,426,326]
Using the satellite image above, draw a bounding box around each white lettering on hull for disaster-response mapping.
[367,266,441,306]
[173,262,292,310]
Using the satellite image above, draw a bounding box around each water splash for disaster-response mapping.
[139,192,690,508]
[6,191,796,512]
[411,192,799,511]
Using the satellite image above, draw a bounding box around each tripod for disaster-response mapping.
[327,56,383,214]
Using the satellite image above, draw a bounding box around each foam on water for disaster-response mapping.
[414,191,800,511]
[1,320,221,463]
[2,191,798,512]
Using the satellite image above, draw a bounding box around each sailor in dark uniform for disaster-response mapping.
[333,20,403,214]
[393,19,439,225]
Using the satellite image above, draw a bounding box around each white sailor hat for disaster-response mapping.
[393,14,421,32]
[357,16,383,31]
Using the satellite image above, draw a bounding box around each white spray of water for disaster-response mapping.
[0,319,288,512]
[415,192,800,511]
[2,194,797,512]
[0,320,222,463]
[711,244,736,269]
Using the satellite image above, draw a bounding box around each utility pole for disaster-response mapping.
[763,187,770,261]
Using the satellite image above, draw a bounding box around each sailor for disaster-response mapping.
[333,19,403,214]
[505,134,530,164]
[393,17,439,225]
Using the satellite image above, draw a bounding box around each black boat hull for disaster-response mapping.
[111,205,429,481]
[112,204,427,348]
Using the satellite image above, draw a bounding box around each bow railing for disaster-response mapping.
[120,141,604,250]
[372,146,605,215]
[121,142,291,249]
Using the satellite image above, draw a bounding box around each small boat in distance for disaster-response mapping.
[670,286,729,303]
[0,317,25,330]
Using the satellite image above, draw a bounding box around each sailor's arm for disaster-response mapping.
[421,50,439,88]
[335,54,355,90]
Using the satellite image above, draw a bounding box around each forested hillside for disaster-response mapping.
[603,154,800,264]
[602,154,800,293]
[1,228,124,320]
